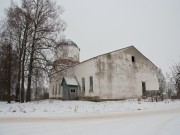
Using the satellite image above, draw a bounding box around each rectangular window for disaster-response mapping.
[132,56,135,62]
[90,76,93,92]
[142,82,146,96]
[55,84,57,95]
[82,78,85,92]
[70,89,76,93]
[52,85,54,95]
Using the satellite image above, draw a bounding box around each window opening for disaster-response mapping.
[90,76,93,92]
[52,85,54,95]
[132,56,135,62]
[55,84,57,95]
[70,89,76,93]
[82,78,85,92]
[142,82,146,96]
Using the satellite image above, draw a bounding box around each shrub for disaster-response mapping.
[84,96,101,102]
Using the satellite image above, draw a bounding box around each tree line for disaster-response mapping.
[157,63,180,99]
[168,62,180,98]
[0,0,65,103]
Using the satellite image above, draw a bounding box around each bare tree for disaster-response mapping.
[0,43,9,101]
[157,68,167,100]
[0,0,65,103]
[157,68,167,92]
[170,62,180,97]
[0,22,18,103]
[166,81,176,99]
[24,0,65,102]
[5,2,33,102]
[6,3,23,102]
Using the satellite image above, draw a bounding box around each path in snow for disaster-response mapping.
[0,106,180,135]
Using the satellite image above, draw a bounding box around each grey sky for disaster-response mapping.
[0,0,180,75]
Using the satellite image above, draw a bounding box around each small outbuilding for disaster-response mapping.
[60,77,79,100]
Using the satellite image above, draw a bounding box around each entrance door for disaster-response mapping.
[62,81,69,100]
[69,87,78,100]
[142,82,146,96]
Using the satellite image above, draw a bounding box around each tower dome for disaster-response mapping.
[54,39,80,69]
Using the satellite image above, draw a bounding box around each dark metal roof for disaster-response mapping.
[60,76,78,86]
[58,39,78,48]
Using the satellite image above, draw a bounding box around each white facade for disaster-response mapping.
[49,45,159,100]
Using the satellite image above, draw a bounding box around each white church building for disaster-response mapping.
[49,40,159,100]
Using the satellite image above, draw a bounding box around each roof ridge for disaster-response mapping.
[80,45,133,64]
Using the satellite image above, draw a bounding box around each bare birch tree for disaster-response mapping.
[0,0,65,103]
[24,0,65,102]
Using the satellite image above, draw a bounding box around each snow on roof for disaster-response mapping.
[63,77,78,86]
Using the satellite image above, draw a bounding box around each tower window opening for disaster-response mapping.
[132,56,135,62]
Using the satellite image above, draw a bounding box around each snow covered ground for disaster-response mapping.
[0,99,180,135]
[0,99,180,116]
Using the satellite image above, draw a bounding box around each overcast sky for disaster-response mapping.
[0,0,180,75]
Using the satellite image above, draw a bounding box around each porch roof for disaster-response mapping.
[61,76,78,86]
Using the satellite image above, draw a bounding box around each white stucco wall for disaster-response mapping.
[49,46,159,99]
[73,46,159,99]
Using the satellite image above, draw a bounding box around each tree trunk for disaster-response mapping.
[26,56,33,102]
[16,52,22,102]
[15,33,23,102]
[7,44,11,104]
[20,59,25,103]
[21,24,29,103]
[26,31,36,102]
[15,66,21,102]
